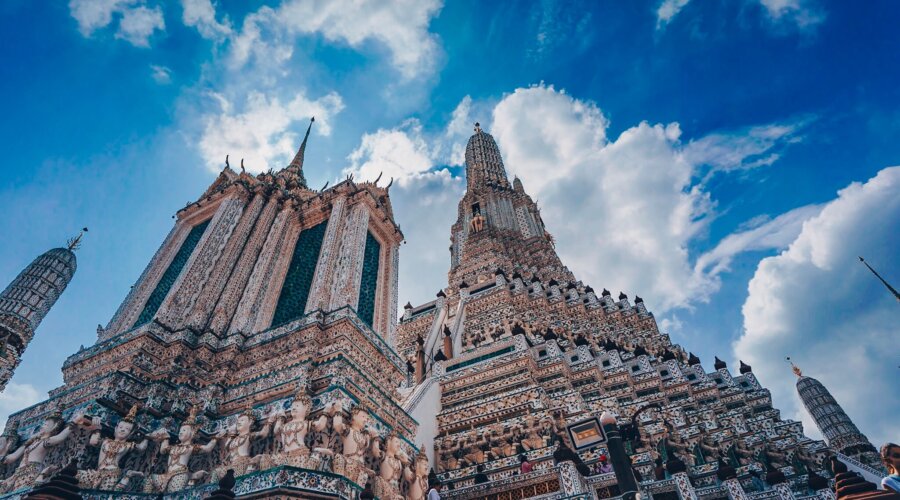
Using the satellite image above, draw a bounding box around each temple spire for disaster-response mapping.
[67,227,88,251]
[289,117,315,171]
[278,117,313,188]
[858,256,900,302]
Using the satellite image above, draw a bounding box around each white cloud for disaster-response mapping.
[492,85,608,193]
[69,0,164,47]
[656,0,691,28]
[198,90,344,173]
[759,0,826,29]
[694,203,822,277]
[69,0,133,35]
[359,85,809,314]
[181,0,231,40]
[682,121,807,178]
[345,120,434,186]
[0,383,42,425]
[115,5,164,47]
[734,166,900,447]
[231,0,443,79]
[655,0,824,31]
[150,64,172,84]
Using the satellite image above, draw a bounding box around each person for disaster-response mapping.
[427,477,442,499]
[473,464,489,484]
[519,454,533,474]
[598,454,613,473]
[882,443,900,493]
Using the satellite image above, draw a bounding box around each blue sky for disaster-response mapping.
[0,0,897,446]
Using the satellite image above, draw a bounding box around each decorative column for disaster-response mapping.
[415,335,425,384]
[600,412,640,499]
[185,192,267,329]
[227,200,296,335]
[157,194,247,328]
[443,327,454,359]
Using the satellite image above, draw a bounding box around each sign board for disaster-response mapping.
[566,416,607,450]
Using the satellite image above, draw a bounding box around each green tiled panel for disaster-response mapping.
[356,232,380,327]
[271,221,328,327]
[133,219,210,327]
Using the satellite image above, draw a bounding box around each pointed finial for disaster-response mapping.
[858,256,900,302]
[240,158,245,173]
[786,356,802,377]
[386,177,394,189]
[287,117,315,172]
[67,227,89,251]
[474,122,481,133]
[225,154,230,169]
[374,171,382,185]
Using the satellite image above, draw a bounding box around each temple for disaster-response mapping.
[394,124,885,499]
[0,120,429,499]
[792,362,880,468]
[0,122,886,499]
[0,231,81,392]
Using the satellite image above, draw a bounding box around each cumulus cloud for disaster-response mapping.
[655,0,825,31]
[345,120,434,186]
[230,0,443,79]
[487,85,819,313]
[115,5,164,47]
[69,0,164,47]
[0,383,42,425]
[198,90,344,173]
[181,0,231,40]
[734,166,900,446]
[366,85,809,313]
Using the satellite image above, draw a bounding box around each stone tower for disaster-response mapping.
[0,232,81,392]
[792,363,880,467]
[396,124,842,498]
[0,121,425,499]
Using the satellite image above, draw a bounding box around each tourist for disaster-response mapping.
[599,454,613,473]
[473,464,489,484]
[881,443,900,493]
[520,454,533,474]
[427,477,442,499]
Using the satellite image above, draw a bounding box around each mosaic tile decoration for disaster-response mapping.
[356,231,380,327]
[133,219,210,327]
[271,221,327,327]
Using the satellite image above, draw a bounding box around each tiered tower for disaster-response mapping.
[0,233,81,392]
[396,125,842,499]
[0,121,429,499]
[792,363,880,467]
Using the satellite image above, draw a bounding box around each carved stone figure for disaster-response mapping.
[263,392,326,470]
[77,404,148,491]
[375,433,410,500]
[1,410,91,493]
[144,407,218,493]
[0,423,19,459]
[405,446,430,500]
[213,406,271,481]
[333,403,377,485]
[470,213,485,233]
